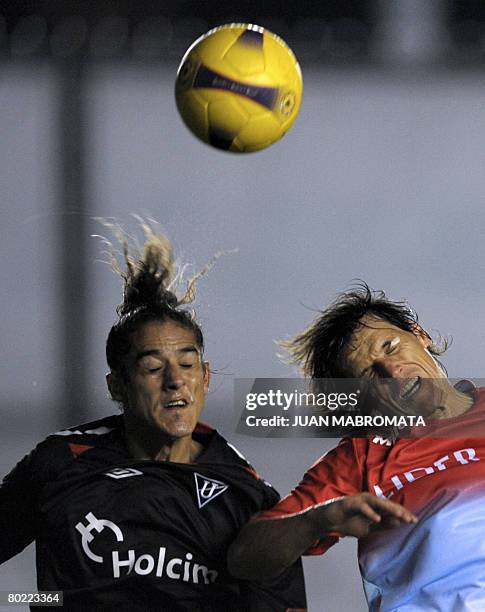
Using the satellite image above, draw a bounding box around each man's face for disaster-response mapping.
[342,316,447,416]
[113,319,209,439]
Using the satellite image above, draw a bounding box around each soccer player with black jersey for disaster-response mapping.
[0,223,306,611]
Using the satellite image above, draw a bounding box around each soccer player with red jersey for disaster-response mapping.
[0,223,306,611]
[229,284,483,611]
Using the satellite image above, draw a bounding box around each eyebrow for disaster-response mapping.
[357,336,400,377]
[135,346,200,362]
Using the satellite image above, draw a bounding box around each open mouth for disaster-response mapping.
[399,377,421,400]
[164,399,189,409]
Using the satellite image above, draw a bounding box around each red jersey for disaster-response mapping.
[257,388,485,611]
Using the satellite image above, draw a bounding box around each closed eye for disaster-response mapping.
[384,337,400,353]
[360,337,400,377]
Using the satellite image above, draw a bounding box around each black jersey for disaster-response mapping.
[0,415,306,611]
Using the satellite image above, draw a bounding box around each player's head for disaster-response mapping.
[281,282,447,381]
[104,222,210,439]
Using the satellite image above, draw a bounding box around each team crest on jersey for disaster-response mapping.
[194,473,228,509]
[105,467,143,479]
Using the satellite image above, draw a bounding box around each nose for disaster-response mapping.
[163,363,185,390]
[374,358,403,378]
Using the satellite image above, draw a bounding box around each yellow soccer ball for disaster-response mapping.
[175,23,303,153]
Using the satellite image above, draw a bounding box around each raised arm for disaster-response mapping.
[228,492,417,581]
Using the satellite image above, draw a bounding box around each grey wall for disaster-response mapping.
[2,60,485,610]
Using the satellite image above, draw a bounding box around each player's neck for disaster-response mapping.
[432,387,474,420]
[123,420,202,463]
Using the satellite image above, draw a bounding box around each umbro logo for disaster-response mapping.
[194,473,228,509]
[105,467,143,480]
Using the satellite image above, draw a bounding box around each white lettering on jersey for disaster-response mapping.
[373,447,479,499]
[454,448,479,464]
[75,512,218,583]
[194,473,228,509]
[372,436,392,446]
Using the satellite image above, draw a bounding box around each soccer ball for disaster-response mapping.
[175,23,303,153]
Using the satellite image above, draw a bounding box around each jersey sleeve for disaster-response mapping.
[242,473,308,611]
[253,437,365,555]
[0,438,65,564]
[240,559,307,611]
[232,459,308,609]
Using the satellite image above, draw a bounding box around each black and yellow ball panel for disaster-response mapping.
[175,24,303,152]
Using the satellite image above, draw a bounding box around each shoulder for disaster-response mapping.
[196,422,264,474]
[473,387,485,407]
[308,436,369,469]
[195,423,279,503]
[293,437,372,492]
[40,414,122,458]
[49,414,122,441]
[4,415,123,487]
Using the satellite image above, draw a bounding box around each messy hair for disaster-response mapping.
[96,219,221,377]
[281,282,448,379]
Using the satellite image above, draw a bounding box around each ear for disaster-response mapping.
[202,361,210,393]
[106,371,126,402]
[412,324,432,348]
